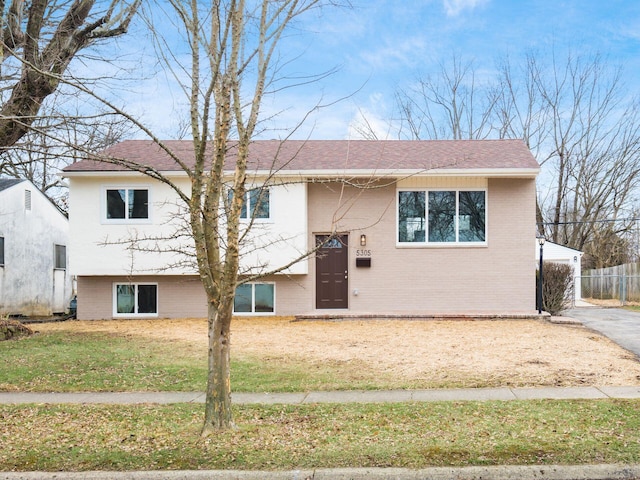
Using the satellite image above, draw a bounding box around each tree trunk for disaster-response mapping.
[202,301,233,434]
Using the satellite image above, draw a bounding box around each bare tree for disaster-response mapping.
[1,93,134,210]
[72,0,346,433]
[0,0,140,150]
[498,52,640,256]
[388,50,640,266]
[393,55,499,140]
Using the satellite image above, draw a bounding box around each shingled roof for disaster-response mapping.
[0,178,25,192]
[63,139,539,176]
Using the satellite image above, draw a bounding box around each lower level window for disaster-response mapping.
[114,283,158,316]
[234,283,275,314]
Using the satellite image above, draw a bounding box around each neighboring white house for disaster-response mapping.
[535,240,583,302]
[0,178,73,316]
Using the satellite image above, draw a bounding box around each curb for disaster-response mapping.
[3,465,640,480]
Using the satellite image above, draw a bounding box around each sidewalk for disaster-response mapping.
[2,385,640,405]
[3,465,640,480]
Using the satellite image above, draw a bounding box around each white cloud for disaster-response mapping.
[347,93,401,140]
[443,0,488,17]
[358,35,429,72]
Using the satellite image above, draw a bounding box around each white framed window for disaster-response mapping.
[233,282,275,314]
[113,283,158,317]
[54,244,66,270]
[397,189,486,245]
[104,187,150,222]
[229,187,270,220]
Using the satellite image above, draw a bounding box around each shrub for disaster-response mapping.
[0,319,34,341]
[538,262,574,315]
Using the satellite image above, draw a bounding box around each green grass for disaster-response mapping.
[0,330,401,392]
[2,400,640,471]
[1,331,207,392]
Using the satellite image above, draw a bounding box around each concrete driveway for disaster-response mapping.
[564,306,640,358]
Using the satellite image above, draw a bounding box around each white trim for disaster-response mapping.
[112,282,159,318]
[63,167,540,179]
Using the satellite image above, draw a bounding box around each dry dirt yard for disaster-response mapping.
[38,316,640,389]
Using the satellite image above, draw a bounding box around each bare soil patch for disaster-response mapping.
[38,317,640,388]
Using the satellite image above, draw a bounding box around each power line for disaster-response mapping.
[537,217,640,226]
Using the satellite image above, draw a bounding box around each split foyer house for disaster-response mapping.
[63,139,540,320]
[0,178,72,316]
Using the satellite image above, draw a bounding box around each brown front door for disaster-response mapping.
[315,234,348,309]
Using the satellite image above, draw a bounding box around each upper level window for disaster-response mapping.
[398,189,486,244]
[54,244,66,269]
[0,237,4,266]
[106,188,149,221]
[229,187,270,220]
[243,188,269,219]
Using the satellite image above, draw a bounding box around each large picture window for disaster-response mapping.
[233,283,275,314]
[106,188,149,220]
[398,189,486,244]
[114,283,157,316]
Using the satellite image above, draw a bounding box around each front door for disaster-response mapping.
[315,234,348,309]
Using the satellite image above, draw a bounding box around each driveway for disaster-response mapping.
[564,306,640,358]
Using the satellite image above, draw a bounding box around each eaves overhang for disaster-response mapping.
[62,167,539,179]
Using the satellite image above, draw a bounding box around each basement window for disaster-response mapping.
[233,283,275,314]
[113,283,158,317]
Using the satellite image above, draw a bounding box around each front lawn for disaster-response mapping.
[2,400,639,471]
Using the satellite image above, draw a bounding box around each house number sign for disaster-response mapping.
[356,249,372,257]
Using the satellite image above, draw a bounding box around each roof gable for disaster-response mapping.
[63,139,540,176]
[0,178,25,192]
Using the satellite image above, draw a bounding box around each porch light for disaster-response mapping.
[360,234,367,247]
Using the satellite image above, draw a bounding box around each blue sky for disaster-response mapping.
[123,0,640,140]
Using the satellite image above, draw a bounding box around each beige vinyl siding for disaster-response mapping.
[397,176,487,189]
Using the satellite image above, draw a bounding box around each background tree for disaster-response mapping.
[498,52,640,254]
[381,50,640,267]
[0,0,140,151]
[394,56,499,140]
[1,94,133,210]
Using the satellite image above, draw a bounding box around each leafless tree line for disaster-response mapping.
[353,52,640,268]
[0,0,141,209]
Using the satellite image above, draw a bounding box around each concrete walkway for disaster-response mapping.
[2,385,640,405]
